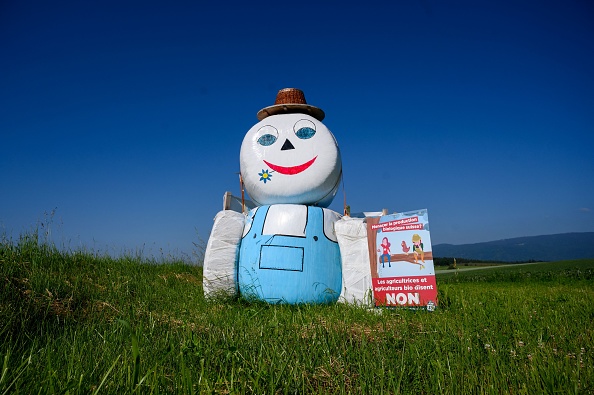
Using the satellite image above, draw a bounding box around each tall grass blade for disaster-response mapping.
[92,355,121,395]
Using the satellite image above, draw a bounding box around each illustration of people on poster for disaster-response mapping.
[366,209,438,310]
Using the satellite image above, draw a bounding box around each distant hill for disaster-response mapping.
[433,232,594,262]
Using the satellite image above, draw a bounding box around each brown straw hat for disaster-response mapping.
[257,88,325,121]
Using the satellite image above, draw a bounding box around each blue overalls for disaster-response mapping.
[238,204,342,304]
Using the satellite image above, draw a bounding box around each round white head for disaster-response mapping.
[240,113,341,207]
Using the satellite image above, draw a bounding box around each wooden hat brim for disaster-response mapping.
[257,104,325,121]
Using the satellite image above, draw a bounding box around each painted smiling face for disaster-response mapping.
[240,113,342,207]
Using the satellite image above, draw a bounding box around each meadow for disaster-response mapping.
[1,232,592,394]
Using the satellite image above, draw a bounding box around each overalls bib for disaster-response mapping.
[238,204,342,304]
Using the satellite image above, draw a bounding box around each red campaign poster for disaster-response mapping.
[367,209,438,310]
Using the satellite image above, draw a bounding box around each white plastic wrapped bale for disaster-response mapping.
[239,113,342,208]
[335,216,373,305]
[203,210,245,298]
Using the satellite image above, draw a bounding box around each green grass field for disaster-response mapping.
[1,232,593,394]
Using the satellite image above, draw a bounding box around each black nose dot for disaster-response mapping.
[281,139,295,151]
[253,233,256,238]
[313,236,318,241]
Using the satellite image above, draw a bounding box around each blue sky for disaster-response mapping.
[1,0,593,261]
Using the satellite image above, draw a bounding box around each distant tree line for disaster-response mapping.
[434,257,542,266]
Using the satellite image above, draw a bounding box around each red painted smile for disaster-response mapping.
[263,156,317,175]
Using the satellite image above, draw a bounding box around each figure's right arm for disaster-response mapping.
[202,210,245,298]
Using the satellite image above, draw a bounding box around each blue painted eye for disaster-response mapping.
[294,119,316,139]
[257,134,277,146]
[296,127,316,139]
[255,125,278,146]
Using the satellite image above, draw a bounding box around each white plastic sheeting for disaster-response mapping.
[203,210,245,298]
[335,216,373,305]
[239,113,342,208]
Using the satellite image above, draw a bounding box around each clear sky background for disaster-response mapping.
[2,0,593,262]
